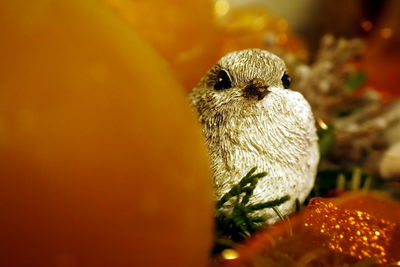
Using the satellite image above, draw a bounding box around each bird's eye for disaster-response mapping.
[281,72,291,89]
[214,70,232,90]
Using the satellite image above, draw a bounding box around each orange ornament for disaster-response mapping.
[0,1,212,266]
[214,5,308,61]
[304,198,397,264]
[362,1,400,98]
[101,0,222,91]
[221,192,400,266]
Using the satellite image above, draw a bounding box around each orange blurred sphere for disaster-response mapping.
[100,1,307,93]
[101,0,221,91]
[0,0,212,266]
[215,6,308,60]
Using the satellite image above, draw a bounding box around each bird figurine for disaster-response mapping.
[190,49,319,223]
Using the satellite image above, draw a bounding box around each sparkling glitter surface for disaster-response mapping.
[304,199,397,264]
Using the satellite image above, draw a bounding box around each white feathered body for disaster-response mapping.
[190,49,319,223]
[207,88,318,223]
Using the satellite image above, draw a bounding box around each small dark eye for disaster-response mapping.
[281,72,291,89]
[214,70,232,90]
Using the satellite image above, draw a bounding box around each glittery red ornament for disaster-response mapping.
[221,192,400,266]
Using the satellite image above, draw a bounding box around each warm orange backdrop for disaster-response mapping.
[102,0,222,91]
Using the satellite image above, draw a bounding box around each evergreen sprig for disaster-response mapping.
[214,167,290,253]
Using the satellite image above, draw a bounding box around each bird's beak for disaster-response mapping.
[243,79,270,101]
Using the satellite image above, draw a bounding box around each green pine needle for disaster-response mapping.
[247,196,290,211]
[213,167,290,254]
[345,72,366,91]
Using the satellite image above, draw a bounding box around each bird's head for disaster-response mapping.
[190,49,292,122]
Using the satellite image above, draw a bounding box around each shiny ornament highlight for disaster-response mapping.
[304,199,396,264]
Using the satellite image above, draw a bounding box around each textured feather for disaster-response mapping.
[190,49,319,223]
